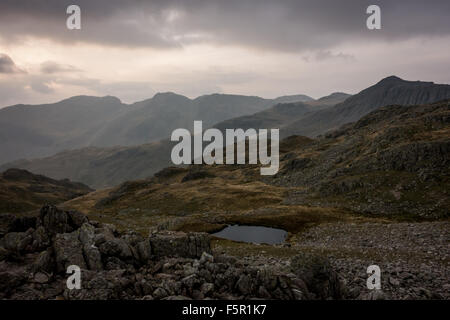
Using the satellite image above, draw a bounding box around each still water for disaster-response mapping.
[212,225,287,245]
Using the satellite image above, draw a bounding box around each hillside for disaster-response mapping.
[212,76,450,140]
[0,168,92,214]
[0,95,347,188]
[62,100,450,236]
[0,141,176,189]
[3,76,449,189]
[282,76,450,138]
[0,92,313,164]
[212,92,350,133]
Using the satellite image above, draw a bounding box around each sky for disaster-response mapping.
[0,0,449,107]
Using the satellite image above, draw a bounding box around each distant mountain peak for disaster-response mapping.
[152,92,188,99]
[317,92,351,101]
[375,75,435,86]
[379,75,403,82]
[60,95,122,104]
[150,92,191,104]
[274,94,314,104]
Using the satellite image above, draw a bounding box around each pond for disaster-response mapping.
[212,225,287,245]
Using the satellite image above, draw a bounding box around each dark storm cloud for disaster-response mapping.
[0,54,25,73]
[0,0,449,51]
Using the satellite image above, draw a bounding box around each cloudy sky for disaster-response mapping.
[0,0,449,107]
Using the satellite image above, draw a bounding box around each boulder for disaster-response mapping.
[64,269,133,300]
[79,223,103,271]
[31,247,55,273]
[149,231,211,259]
[38,205,72,235]
[31,226,50,251]
[1,229,34,254]
[67,211,88,229]
[98,238,133,260]
[53,230,87,273]
[136,240,152,264]
[291,253,343,300]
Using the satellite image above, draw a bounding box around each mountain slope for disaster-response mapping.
[0,92,313,164]
[63,100,450,235]
[0,96,126,163]
[212,92,351,133]
[282,76,450,137]
[274,100,450,218]
[0,168,92,214]
[0,141,176,189]
[3,76,449,189]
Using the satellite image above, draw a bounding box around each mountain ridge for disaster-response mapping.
[2,76,450,188]
[0,92,314,164]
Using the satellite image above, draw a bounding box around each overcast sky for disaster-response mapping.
[0,0,449,107]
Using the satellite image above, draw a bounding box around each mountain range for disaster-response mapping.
[1,76,450,189]
[213,77,450,138]
[0,92,315,164]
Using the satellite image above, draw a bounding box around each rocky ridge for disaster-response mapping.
[0,205,345,300]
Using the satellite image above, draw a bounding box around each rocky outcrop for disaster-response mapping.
[274,100,450,218]
[0,205,343,300]
[149,231,211,259]
[291,253,343,299]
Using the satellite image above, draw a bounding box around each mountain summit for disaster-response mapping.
[282,76,450,137]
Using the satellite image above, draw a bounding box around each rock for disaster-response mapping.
[104,256,128,270]
[84,245,103,271]
[79,223,103,271]
[53,230,87,273]
[136,240,152,264]
[38,205,72,235]
[2,230,34,253]
[191,289,204,300]
[235,274,252,295]
[153,287,168,299]
[31,226,50,251]
[79,223,96,246]
[0,268,28,294]
[182,274,200,289]
[149,231,211,259]
[291,288,307,300]
[291,253,343,300]
[257,285,271,299]
[31,248,55,273]
[199,252,214,264]
[67,211,88,229]
[200,282,214,296]
[388,277,400,286]
[64,269,132,300]
[94,225,116,245]
[0,246,7,260]
[98,238,132,259]
[33,272,49,284]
